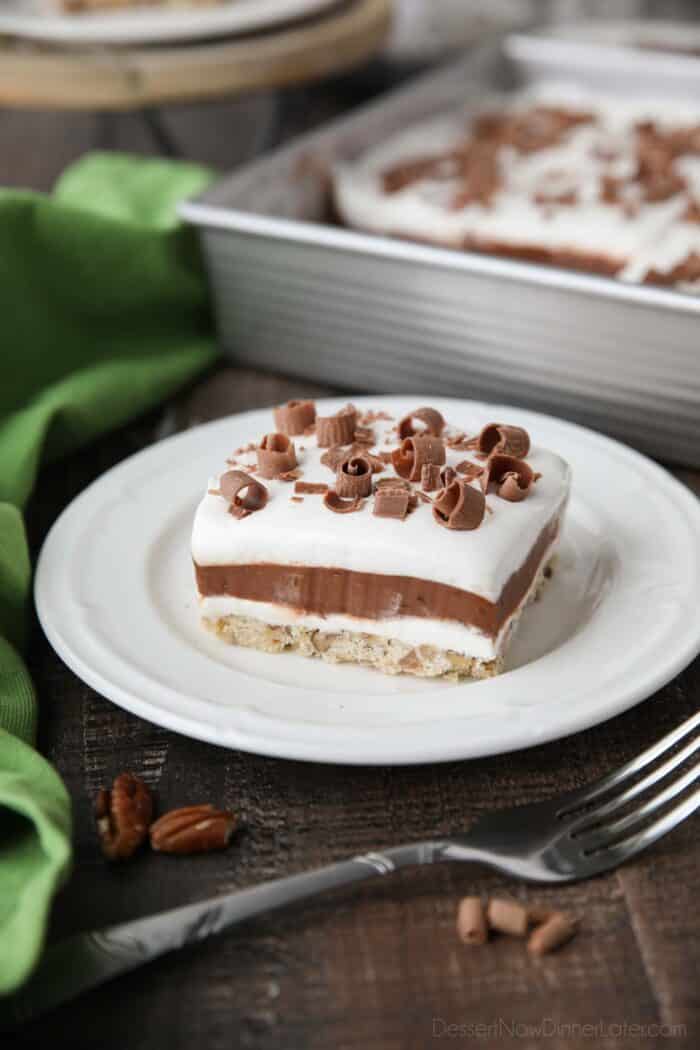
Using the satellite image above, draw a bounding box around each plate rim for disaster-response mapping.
[2,0,341,46]
[35,396,700,765]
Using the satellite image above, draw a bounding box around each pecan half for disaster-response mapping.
[150,804,238,855]
[95,772,153,862]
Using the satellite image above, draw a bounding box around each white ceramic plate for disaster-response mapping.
[35,397,700,766]
[1,0,340,47]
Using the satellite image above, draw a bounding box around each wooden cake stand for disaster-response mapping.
[0,0,392,110]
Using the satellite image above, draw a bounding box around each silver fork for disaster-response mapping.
[6,711,699,1029]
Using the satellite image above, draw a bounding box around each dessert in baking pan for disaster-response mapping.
[334,84,700,291]
[192,401,570,679]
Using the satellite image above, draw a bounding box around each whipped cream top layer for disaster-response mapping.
[191,408,570,605]
[333,82,700,287]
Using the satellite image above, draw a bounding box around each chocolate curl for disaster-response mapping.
[336,455,373,498]
[433,479,485,531]
[316,405,357,448]
[273,399,316,436]
[481,454,535,502]
[256,432,297,479]
[421,463,441,492]
[476,423,531,459]
[392,435,446,482]
[397,406,446,440]
[440,465,457,488]
[353,426,375,445]
[323,490,364,515]
[219,470,268,519]
[373,487,410,520]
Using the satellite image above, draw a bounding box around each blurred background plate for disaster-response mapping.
[0,0,343,46]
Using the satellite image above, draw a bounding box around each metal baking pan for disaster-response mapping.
[180,38,700,467]
[507,20,700,96]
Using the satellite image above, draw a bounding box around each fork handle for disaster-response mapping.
[4,841,448,1028]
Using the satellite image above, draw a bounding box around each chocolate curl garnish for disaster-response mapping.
[375,476,418,510]
[323,490,364,515]
[455,460,484,482]
[353,426,375,446]
[336,455,372,498]
[397,407,446,441]
[433,479,485,531]
[373,487,410,520]
[440,465,457,488]
[273,399,316,436]
[316,405,357,448]
[476,423,531,459]
[294,481,328,495]
[256,432,297,479]
[421,463,441,492]
[392,435,446,482]
[219,470,268,519]
[481,454,535,502]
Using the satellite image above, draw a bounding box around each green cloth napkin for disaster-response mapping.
[0,152,217,995]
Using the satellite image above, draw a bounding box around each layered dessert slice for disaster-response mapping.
[333,83,700,291]
[192,402,570,679]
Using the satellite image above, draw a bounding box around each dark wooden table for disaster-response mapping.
[6,58,700,1050]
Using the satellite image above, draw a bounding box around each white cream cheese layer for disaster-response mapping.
[192,414,570,636]
[333,82,700,285]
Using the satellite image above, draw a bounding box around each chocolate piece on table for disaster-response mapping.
[397,406,446,440]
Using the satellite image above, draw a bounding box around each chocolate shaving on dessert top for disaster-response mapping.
[373,487,410,520]
[294,481,328,495]
[683,199,700,223]
[353,426,375,445]
[420,462,442,492]
[643,251,700,286]
[256,432,297,479]
[374,476,418,510]
[219,470,268,519]
[273,399,316,436]
[392,435,446,482]
[316,405,357,448]
[455,460,485,482]
[336,455,373,499]
[433,478,486,531]
[291,496,304,503]
[359,409,394,424]
[481,454,536,502]
[323,490,365,515]
[277,468,302,482]
[397,406,446,441]
[475,423,531,459]
[440,465,457,487]
[534,188,579,207]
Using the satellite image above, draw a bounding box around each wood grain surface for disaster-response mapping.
[4,42,699,1050]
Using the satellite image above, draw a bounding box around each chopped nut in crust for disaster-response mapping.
[150,804,238,855]
[95,772,153,862]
